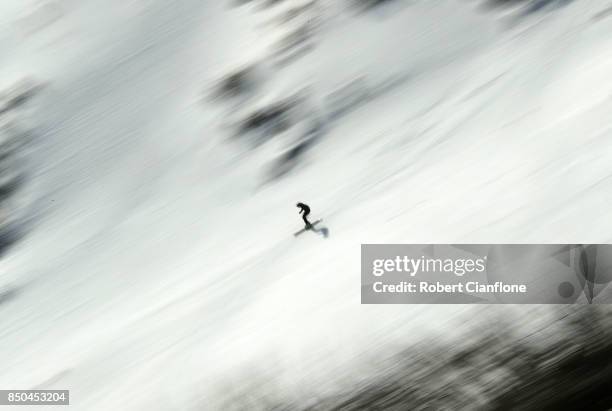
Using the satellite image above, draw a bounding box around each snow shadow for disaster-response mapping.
[311,225,329,238]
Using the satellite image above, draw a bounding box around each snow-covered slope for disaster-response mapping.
[2,0,612,409]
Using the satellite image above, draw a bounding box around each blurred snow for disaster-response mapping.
[1,0,612,409]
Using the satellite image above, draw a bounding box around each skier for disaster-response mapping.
[296,202,312,228]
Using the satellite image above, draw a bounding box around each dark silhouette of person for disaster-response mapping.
[296,202,312,228]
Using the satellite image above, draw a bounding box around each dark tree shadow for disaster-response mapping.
[265,117,327,182]
[0,284,20,307]
[482,0,575,15]
[0,127,36,259]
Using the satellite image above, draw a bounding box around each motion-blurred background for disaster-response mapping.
[2,0,612,409]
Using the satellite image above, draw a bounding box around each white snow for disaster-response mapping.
[2,0,612,409]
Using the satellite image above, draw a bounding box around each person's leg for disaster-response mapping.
[302,211,311,227]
